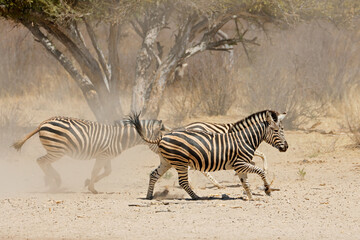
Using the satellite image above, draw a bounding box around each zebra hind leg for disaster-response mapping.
[176,166,200,200]
[202,172,225,189]
[36,153,62,191]
[234,161,271,198]
[237,173,253,201]
[146,158,172,200]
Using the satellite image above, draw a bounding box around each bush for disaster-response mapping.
[345,85,360,147]
[237,22,360,129]
[165,53,236,124]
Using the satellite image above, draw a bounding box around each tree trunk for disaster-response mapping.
[131,13,166,113]
[108,22,123,119]
[33,18,124,121]
[142,57,178,118]
[24,23,105,120]
[37,21,122,121]
[141,16,197,118]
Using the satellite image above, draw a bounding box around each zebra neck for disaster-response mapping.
[233,120,267,151]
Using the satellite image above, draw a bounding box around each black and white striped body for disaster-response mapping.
[13,116,163,193]
[184,122,268,172]
[39,117,160,160]
[129,110,288,200]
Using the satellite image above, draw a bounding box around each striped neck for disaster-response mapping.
[231,111,269,150]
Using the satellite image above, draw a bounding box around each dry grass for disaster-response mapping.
[166,53,236,124]
[345,85,360,147]
[235,21,360,130]
[1,20,360,134]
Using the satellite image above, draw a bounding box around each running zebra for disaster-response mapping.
[184,121,268,189]
[128,110,288,200]
[12,116,165,194]
[185,122,268,172]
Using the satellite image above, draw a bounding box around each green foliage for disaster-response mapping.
[1,0,359,26]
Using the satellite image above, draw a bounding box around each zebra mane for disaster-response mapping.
[116,118,162,128]
[230,110,278,132]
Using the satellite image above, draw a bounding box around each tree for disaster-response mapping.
[0,0,135,121]
[1,0,359,120]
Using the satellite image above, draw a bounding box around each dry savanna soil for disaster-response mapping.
[0,117,359,239]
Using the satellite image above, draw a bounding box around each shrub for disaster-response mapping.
[345,85,360,147]
[166,53,236,124]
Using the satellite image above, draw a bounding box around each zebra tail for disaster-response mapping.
[127,112,162,145]
[12,127,40,151]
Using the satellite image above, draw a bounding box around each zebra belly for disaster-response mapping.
[39,130,103,160]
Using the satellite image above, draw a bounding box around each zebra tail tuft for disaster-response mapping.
[127,112,162,145]
[11,127,40,151]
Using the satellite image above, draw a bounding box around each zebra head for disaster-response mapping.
[264,111,288,152]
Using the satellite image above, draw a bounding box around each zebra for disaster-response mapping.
[185,122,268,172]
[12,116,224,193]
[183,122,268,189]
[128,110,288,200]
[12,116,165,194]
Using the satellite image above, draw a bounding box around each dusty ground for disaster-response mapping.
[0,119,360,239]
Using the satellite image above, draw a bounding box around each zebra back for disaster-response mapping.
[184,122,233,134]
[159,110,287,171]
[35,116,164,160]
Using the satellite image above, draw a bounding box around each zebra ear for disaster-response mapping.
[278,112,286,122]
[266,111,274,123]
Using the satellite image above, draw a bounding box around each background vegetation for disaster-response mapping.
[0,0,359,146]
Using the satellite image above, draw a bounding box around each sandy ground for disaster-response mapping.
[0,125,360,239]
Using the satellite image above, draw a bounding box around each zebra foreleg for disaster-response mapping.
[37,154,62,191]
[176,167,200,200]
[146,157,172,200]
[87,157,109,194]
[254,150,268,174]
[234,161,271,197]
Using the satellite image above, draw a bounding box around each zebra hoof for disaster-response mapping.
[146,195,153,200]
[265,186,271,196]
[88,187,98,194]
[191,195,201,200]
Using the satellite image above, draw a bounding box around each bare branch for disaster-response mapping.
[156,42,163,59]
[30,14,108,96]
[216,30,234,67]
[148,46,162,68]
[189,17,208,41]
[73,21,87,47]
[130,20,144,38]
[108,22,123,117]
[204,15,234,39]
[23,22,104,120]
[84,18,111,89]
